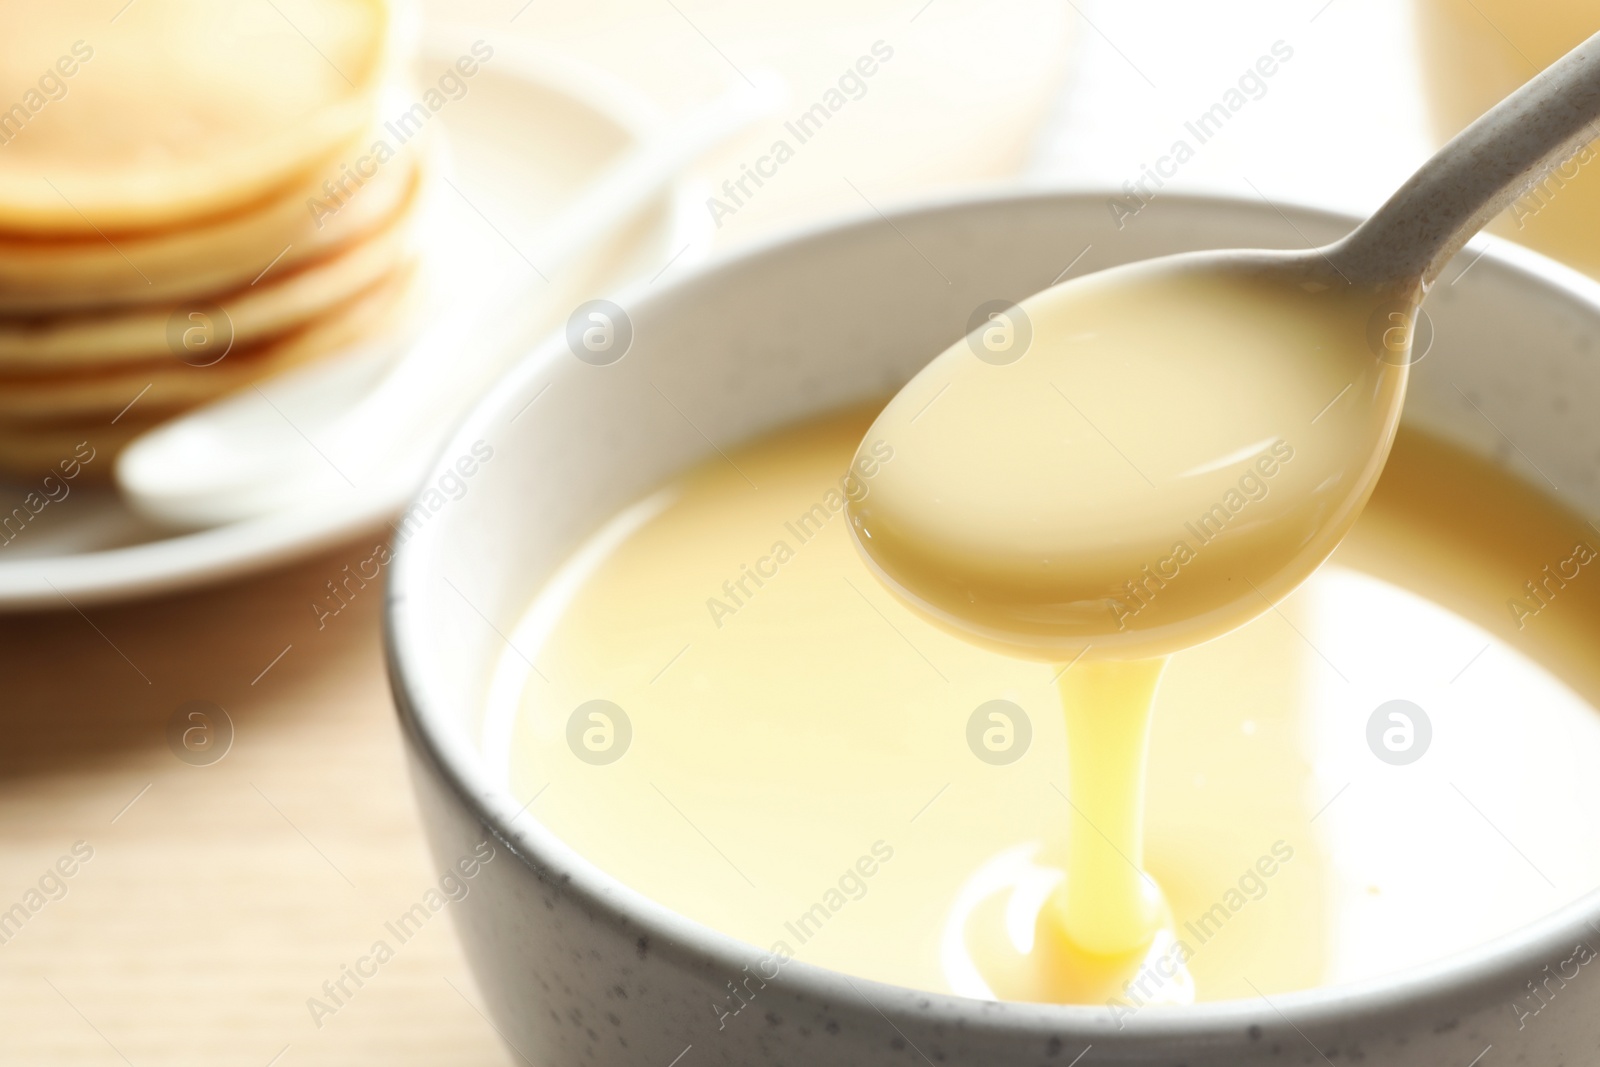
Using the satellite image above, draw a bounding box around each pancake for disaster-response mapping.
[0,127,423,313]
[0,174,427,369]
[0,261,419,422]
[0,0,401,235]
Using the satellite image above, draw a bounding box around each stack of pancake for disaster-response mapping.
[0,0,426,476]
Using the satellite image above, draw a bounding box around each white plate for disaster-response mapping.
[0,33,705,611]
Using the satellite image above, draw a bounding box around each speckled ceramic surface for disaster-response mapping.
[386,190,1600,1066]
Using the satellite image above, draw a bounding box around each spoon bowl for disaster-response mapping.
[847,249,1406,660]
[847,29,1600,660]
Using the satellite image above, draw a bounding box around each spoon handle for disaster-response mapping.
[1330,30,1600,290]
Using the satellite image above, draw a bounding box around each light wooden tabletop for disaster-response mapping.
[0,2,1069,1063]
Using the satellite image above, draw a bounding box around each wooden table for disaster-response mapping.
[0,2,1069,1062]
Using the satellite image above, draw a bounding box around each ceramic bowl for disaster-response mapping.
[386,189,1600,1065]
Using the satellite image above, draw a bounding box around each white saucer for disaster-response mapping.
[0,32,706,611]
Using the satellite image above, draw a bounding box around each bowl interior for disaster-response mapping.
[388,188,1600,1019]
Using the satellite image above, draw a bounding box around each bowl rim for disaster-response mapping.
[386,183,1600,1042]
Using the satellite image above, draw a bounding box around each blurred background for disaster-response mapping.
[0,0,1593,1063]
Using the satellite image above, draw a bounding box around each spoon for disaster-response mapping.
[118,72,785,529]
[846,31,1600,663]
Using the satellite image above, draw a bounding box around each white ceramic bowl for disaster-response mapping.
[387,189,1600,1066]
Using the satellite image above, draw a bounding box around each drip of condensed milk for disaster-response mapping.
[847,256,1410,976]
